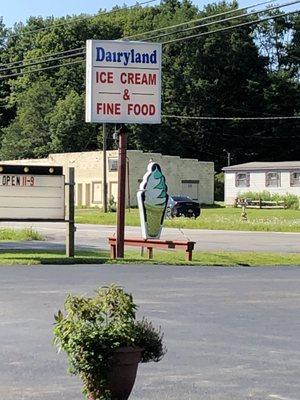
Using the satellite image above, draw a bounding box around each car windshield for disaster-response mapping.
[171,196,192,202]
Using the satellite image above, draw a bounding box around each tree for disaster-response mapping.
[0,17,15,132]
[0,79,56,159]
[284,14,300,79]
[49,90,98,153]
[0,2,299,169]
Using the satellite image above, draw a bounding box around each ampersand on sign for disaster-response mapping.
[123,89,130,100]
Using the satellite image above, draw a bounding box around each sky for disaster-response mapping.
[1,0,263,28]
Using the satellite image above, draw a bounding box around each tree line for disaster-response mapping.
[0,0,299,170]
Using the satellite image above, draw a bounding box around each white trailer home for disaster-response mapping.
[223,161,300,205]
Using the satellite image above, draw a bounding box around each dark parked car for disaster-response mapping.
[166,195,201,218]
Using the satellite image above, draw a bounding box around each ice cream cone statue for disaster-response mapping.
[137,162,168,239]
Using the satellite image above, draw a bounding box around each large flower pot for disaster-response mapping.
[89,347,143,400]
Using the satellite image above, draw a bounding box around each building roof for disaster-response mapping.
[223,161,300,172]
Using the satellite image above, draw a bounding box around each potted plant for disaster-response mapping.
[53,284,166,400]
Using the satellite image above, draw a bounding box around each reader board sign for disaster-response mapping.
[85,40,162,124]
[0,165,65,220]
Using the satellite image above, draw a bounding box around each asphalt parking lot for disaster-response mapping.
[1,264,300,400]
[1,221,300,253]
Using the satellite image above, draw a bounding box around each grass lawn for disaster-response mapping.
[0,228,43,241]
[124,250,300,266]
[0,250,106,265]
[0,249,299,266]
[75,206,300,232]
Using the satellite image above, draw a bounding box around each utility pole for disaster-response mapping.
[223,149,231,166]
[102,123,108,213]
[116,125,127,258]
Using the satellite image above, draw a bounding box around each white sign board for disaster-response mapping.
[86,40,162,124]
[0,166,65,220]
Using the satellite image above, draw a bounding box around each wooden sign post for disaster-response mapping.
[116,126,127,258]
[65,167,75,257]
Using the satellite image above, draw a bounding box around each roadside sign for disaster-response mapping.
[85,40,162,124]
[0,165,65,220]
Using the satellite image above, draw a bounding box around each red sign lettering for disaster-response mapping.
[96,71,114,84]
[128,104,156,116]
[97,103,121,115]
[120,72,156,85]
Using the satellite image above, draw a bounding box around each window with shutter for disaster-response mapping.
[265,172,280,187]
[290,172,300,187]
[235,172,250,187]
[108,158,118,171]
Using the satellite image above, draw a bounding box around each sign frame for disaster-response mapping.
[0,164,75,257]
[85,39,162,124]
[0,165,65,222]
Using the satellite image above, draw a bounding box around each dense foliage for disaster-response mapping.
[0,0,299,169]
[237,190,299,209]
[53,285,166,400]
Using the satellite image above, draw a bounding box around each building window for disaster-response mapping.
[108,158,118,171]
[235,172,250,187]
[290,172,300,187]
[265,172,280,187]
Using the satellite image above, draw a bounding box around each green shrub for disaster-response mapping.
[237,191,299,209]
[53,284,166,400]
[108,195,116,212]
[0,227,43,241]
[282,194,295,208]
[214,172,224,201]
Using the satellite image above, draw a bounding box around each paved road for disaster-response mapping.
[0,264,300,400]
[0,221,300,253]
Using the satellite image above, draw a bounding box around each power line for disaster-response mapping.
[199,128,299,138]
[163,10,299,44]
[124,0,276,39]
[0,76,296,122]
[0,59,85,79]
[0,0,287,70]
[0,0,157,70]
[1,0,296,73]
[0,4,244,69]
[1,56,296,122]
[0,51,85,73]
[3,0,158,40]
[288,55,300,61]
[162,114,300,120]
[0,47,85,70]
[1,9,298,79]
[222,133,299,137]
[0,0,155,69]
[147,0,300,42]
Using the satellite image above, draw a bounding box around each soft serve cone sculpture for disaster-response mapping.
[137,162,168,239]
